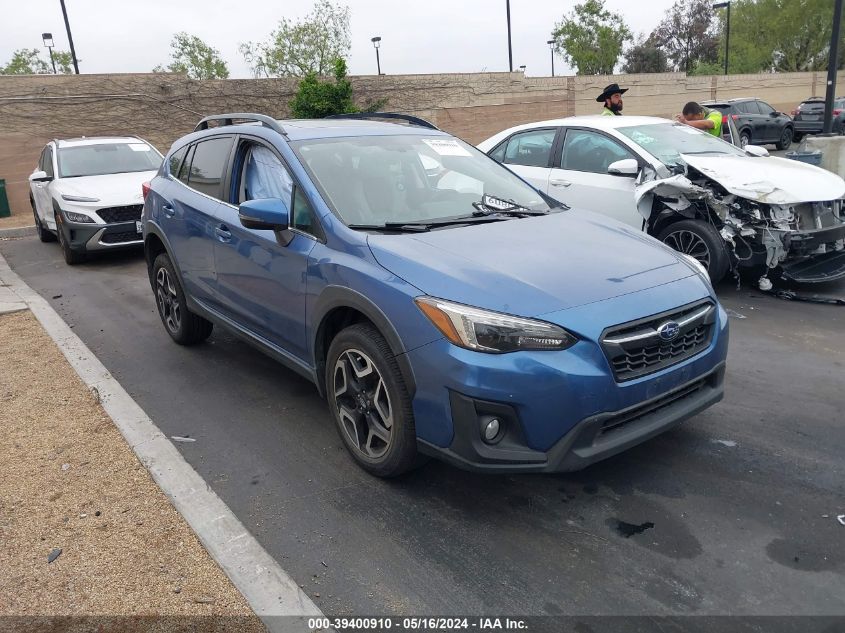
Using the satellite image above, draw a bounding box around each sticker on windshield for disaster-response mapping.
[422,138,472,157]
[128,143,152,152]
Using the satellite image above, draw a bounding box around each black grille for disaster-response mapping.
[101,231,141,244]
[96,205,143,224]
[601,300,716,383]
[599,377,708,438]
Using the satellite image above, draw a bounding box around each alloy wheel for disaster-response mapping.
[156,267,181,334]
[333,348,393,459]
[663,229,712,271]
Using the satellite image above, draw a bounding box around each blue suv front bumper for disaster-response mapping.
[405,287,729,473]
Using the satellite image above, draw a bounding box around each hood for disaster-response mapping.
[681,154,845,204]
[55,171,157,206]
[367,209,699,317]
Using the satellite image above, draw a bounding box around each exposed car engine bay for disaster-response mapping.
[636,160,845,286]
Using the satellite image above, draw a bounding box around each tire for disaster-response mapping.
[776,127,793,151]
[657,219,730,284]
[55,214,86,265]
[152,253,213,345]
[739,130,751,147]
[793,132,805,143]
[326,323,417,477]
[31,197,56,243]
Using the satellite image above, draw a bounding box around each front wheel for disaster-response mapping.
[776,127,793,151]
[152,253,213,345]
[55,214,86,265]
[326,323,418,477]
[657,219,730,284]
[31,198,56,243]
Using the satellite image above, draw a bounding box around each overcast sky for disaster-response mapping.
[2,0,677,78]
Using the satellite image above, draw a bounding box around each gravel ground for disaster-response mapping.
[0,310,266,630]
[0,214,34,230]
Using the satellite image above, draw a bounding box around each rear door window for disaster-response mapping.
[502,129,557,168]
[187,137,234,200]
[177,145,195,185]
[168,146,188,177]
[739,101,761,115]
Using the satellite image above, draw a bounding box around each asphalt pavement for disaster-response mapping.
[1,236,843,618]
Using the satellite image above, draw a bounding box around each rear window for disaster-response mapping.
[58,142,162,178]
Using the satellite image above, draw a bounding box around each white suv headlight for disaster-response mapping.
[415,297,577,353]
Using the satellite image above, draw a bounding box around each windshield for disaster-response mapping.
[291,135,551,226]
[617,122,746,167]
[58,142,163,178]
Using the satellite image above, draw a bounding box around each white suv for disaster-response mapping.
[29,136,163,264]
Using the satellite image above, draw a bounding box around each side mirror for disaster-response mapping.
[607,158,639,177]
[29,170,51,183]
[745,145,769,158]
[238,197,289,231]
[769,111,780,117]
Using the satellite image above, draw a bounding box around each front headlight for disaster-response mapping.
[61,194,100,203]
[63,210,95,223]
[415,296,577,353]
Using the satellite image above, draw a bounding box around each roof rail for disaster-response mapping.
[325,112,439,130]
[194,113,287,136]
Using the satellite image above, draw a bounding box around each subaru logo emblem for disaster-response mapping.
[657,321,681,342]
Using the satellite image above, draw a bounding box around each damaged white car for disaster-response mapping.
[478,116,845,284]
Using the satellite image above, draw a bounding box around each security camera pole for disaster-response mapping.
[823,0,844,134]
[59,0,80,74]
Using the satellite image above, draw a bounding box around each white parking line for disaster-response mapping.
[0,252,323,632]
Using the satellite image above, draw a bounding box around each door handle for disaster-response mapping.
[162,204,175,218]
[215,224,232,242]
[550,179,571,188]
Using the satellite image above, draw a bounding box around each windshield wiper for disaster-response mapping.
[348,223,432,233]
[472,195,548,216]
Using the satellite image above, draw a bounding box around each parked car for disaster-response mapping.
[28,136,163,264]
[143,112,729,478]
[700,97,794,150]
[478,116,845,285]
[791,96,845,140]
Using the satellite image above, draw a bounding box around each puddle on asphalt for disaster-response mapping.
[608,518,655,538]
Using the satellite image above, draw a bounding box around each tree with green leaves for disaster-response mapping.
[0,48,75,75]
[240,0,351,77]
[289,58,358,118]
[722,0,838,73]
[622,34,669,74]
[153,32,229,79]
[551,0,632,75]
[653,0,720,73]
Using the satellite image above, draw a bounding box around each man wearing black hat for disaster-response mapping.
[597,83,627,116]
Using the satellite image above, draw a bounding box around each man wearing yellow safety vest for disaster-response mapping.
[597,83,627,116]
[676,101,723,137]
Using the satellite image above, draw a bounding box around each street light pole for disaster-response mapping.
[506,0,513,72]
[823,0,844,134]
[42,32,57,74]
[547,40,555,77]
[59,0,79,74]
[713,2,731,75]
[371,36,382,75]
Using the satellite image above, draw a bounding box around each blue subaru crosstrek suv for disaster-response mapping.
[142,112,729,477]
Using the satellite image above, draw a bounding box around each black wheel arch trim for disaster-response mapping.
[144,222,190,295]
[311,285,417,400]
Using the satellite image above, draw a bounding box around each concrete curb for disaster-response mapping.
[0,252,323,632]
[0,225,36,239]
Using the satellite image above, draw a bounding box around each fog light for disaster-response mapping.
[482,418,501,443]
